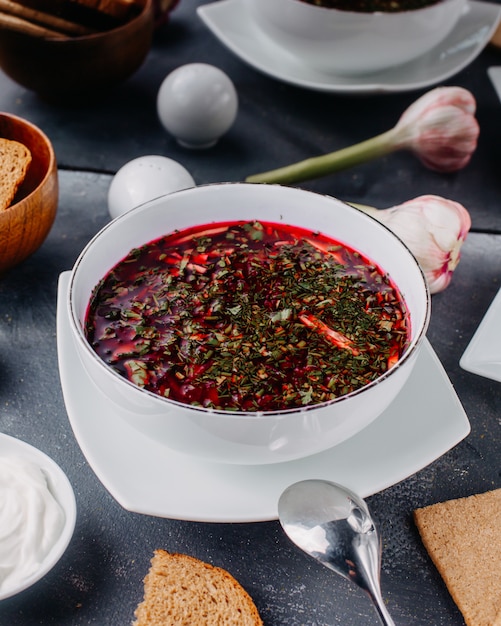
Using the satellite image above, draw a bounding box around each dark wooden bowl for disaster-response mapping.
[0,112,58,274]
[0,0,154,104]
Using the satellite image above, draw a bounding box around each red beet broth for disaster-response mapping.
[85,220,411,412]
[299,0,440,11]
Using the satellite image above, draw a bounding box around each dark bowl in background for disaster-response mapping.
[0,0,154,104]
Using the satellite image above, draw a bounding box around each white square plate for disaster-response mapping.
[57,272,470,522]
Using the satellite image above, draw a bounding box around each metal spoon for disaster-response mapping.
[278,479,395,626]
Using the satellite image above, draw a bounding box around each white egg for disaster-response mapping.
[157,63,238,149]
[107,155,195,219]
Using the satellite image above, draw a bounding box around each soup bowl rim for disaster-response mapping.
[67,182,431,420]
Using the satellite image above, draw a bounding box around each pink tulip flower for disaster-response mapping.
[391,87,479,172]
[246,87,479,184]
[357,195,471,294]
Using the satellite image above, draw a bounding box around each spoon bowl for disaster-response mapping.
[278,479,395,625]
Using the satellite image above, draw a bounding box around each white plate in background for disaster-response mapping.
[460,286,501,382]
[198,0,501,94]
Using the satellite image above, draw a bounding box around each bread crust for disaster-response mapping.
[10,0,142,31]
[69,0,139,21]
[0,137,32,211]
[133,550,264,626]
[414,489,501,626]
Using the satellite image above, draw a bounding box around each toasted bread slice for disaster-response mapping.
[0,138,32,211]
[133,550,264,626]
[414,489,501,626]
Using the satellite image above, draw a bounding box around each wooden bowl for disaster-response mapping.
[0,0,154,104]
[0,112,58,274]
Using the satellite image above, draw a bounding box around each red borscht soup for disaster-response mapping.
[85,220,410,412]
[299,0,440,11]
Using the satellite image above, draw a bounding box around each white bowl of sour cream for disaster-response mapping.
[0,434,76,600]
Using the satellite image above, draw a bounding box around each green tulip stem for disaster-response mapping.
[246,128,398,185]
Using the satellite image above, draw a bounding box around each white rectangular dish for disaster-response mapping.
[460,286,501,382]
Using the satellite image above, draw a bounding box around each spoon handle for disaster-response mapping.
[368,589,396,626]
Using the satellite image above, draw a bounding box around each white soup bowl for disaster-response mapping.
[245,0,468,75]
[67,183,430,465]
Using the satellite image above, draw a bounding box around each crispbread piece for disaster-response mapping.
[414,489,501,626]
[133,550,264,626]
[0,138,31,211]
[14,0,141,30]
[71,0,139,21]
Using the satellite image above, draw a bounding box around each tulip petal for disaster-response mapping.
[358,194,471,294]
[393,87,479,172]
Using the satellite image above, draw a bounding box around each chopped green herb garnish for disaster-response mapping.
[85,220,410,411]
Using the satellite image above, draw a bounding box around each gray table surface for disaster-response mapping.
[0,1,500,624]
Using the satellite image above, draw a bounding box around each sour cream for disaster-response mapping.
[0,457,65,594]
